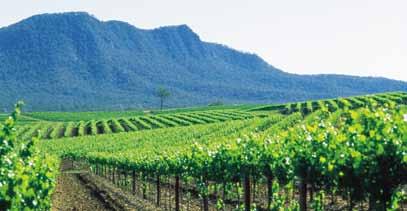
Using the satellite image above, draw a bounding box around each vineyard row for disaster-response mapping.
[18,110,255,140]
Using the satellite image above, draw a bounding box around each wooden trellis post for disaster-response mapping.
[175,175,180,211]
[244,175,251,211]
[299,177,307,211]
[132,170,136,195]
[156,174,161,206]
[267,174,273,210]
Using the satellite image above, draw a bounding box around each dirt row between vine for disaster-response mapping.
[51,161,161,211]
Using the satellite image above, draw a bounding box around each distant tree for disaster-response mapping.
[156,87,171,110]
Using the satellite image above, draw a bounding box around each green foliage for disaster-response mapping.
[256,92,407,116]
[25,110,145,122]
[156,87,171,110]
[389,189,406,211]
[269,181,299,211]
[20,110,255,140]
[310,191,325,211]
[0,102,58,210]
[278,103,407,209]
[36,93,407,209]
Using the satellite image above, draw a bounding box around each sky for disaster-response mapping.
[1,0,406,81]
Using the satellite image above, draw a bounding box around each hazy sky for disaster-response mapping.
[1,0,406,81]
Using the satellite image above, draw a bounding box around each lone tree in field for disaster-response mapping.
[156,87,171,110]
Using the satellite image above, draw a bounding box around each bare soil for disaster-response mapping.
[51,160,161,211]
[51,162,112,211]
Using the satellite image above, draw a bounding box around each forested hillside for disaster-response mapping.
[0,12,406,111]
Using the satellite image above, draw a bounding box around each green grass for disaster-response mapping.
[0,113,8,121]
[23,110,146,122]
[22,104,258,122]
[0,113,42,125]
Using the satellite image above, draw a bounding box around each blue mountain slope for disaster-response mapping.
[0,12,405,111]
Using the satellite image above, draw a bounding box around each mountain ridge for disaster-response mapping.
[0,12,406,111]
